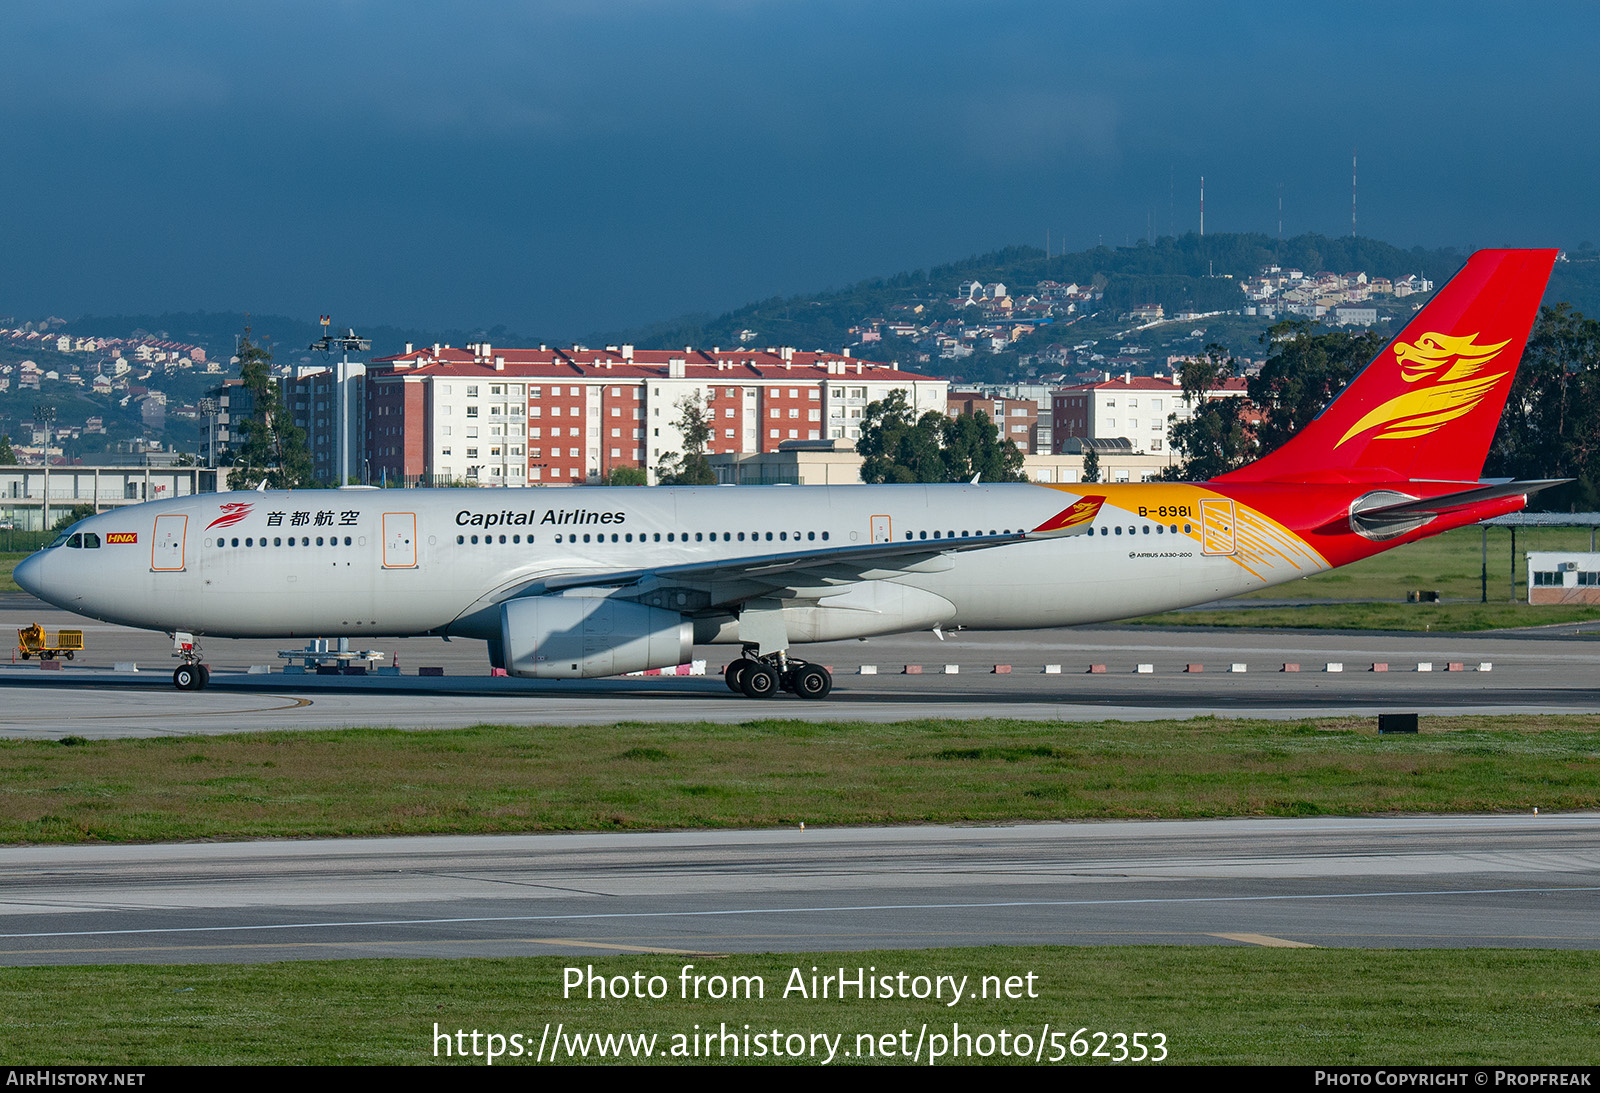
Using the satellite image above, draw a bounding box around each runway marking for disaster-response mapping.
[6,928,1596,961]
[0,693,312,726]
[519,938,720,955]
[1211,932,1316,948]
[2,883,1596,941]
[0,937,722,958]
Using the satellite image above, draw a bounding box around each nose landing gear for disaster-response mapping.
[171,631,209,690]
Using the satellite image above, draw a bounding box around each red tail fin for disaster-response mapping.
[1218,249,1557,484]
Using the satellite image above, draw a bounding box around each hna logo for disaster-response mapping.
[205,502,254,530]
[1336,331,1513,448]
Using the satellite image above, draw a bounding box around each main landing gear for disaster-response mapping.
[723,648,833,700]
[171,631,209,691]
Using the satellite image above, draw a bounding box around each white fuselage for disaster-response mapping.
[15,483,1309,645]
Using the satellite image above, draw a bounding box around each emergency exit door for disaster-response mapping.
[151,515,187,571]
[1199,498,1237,556]
[382,513,417,568]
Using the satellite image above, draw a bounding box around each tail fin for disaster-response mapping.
[1218,248,1557,484]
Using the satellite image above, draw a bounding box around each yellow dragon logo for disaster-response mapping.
[1336,331,1512,447]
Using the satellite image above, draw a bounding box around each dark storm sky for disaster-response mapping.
[3,1,1595,339]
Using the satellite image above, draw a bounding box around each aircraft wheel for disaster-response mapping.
[197,664,211,689]
[738,662,780,699]
[792,663,832,700]
[724,659,750,694]
[173,665,199,691]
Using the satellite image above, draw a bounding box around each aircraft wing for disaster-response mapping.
[526,495,1106,607]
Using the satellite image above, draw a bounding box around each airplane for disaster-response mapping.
[14,248,1562,699]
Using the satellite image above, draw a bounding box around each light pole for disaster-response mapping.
[309,320,370,486]
[198,397,217,468]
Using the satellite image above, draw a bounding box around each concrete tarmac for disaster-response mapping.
[3,596,1597,967]
[4,595,1600,736]
[0,816,1595,965]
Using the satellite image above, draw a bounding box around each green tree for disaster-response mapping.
[0,435,16,465]
[1080,446,1100,484]
[857,390,945,483]
[604,466,649,486]
[654,393,717,485]
[1488,303,1600,510]
[227,328,314,491]
[1163,344,1257,480]
[857,390,1026,483]
[51,503,96,533]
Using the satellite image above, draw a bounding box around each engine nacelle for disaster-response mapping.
[500,596,693,679]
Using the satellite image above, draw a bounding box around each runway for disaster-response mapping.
[3,596,1597,967]
[4,595,1600,736]
[0,816,1595,965]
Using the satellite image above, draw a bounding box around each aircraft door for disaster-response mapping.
[1199,498,1237,556]
[151,515,187,571]
[870,515,892,543]
[382,512,417,568]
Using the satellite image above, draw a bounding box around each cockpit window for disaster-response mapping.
[47,532,70,549]
[65,534,83,549]
[82,533,101,548]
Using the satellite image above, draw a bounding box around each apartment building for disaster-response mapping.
[364,343,947,485]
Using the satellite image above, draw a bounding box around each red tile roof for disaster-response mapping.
[369,345,935,383]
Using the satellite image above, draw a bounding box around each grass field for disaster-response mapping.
[0,553,24,594]
[4,716,1597,843]
[4,948,1596,1065]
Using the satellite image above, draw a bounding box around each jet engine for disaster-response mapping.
[499,595,693,678]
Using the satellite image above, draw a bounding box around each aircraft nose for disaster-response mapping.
[12,552,44,598]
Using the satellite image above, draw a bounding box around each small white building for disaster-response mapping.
[1527,552,1600,604]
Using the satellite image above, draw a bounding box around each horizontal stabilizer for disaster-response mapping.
[1359,479,1568,521]
[1342,478,1568,540]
